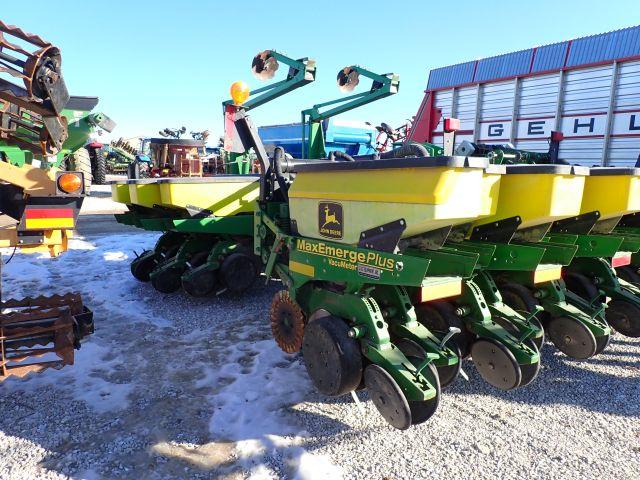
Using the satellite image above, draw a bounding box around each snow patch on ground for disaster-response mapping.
[209,332,344,479]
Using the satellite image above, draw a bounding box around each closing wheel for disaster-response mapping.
[499,283,546,349]
[182,252,217,297]
[519,340,541,387]
[615,265,640,285]
[130,250,158,282]
[151,261,183,294]
[605,299,640,338]
[364,364,412,430]
[394,337,460,388]
[270,290,306,353]
[471,338,522,390]
[415,302,474,358]
[219,252,259,295]
[547,316,597,359]
[564,272,601,304]
[595,334,611,354]
[302,314,362,396]
[407,363,441,426]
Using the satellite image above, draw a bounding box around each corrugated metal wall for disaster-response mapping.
[423,26,640,165]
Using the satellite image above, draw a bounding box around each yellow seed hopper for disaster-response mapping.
[474,165,588,230]
[288,156,490,244]
[157,176,260,216]
[110,179,132,205]
[580,167,640,220]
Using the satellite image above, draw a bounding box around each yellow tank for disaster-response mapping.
[157,176,259,216]
[475,165,588,229]
[288,157,489,244]
[110,180,132,204]
[580,167,640,220]
[479,164,506,217]
[128,179,162,208]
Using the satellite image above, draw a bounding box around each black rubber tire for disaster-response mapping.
[182,252,217,297]
[150,259,184,294]
[595,333,611,354]
[302,315,363,397]
[407,363,441,426]
[394,337,460,388]
[547,316,597,359]
[518,340,541,387]
[415,302,474,358]
[615,265,640,285]
[91,148,107,185]
[471,338,522,391]
[606,299,640,337]
[564,272,601,305]
[219,252,259,295]
[364,364,412,430]
[499,283,546,349]
[68,148,93,193]
[130,250,158,282]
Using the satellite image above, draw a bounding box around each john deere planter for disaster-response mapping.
[555,167,640,339]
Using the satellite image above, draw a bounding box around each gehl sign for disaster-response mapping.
[477,111,640,141]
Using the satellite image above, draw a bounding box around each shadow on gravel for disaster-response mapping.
[447,337,640,418]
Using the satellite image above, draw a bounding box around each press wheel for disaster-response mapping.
[395,337,459,388]
[415,302,474,358]
[150,260,183,294]
[130,250,158,282]
[364,364,412,430]
[595,333,611,354]
[615,265,640,285]
[499,283,546,349]
[471,338,522,390]
[219,252,260,295]
[182,252,217,297]
[605,299,640,337]
[564,272,601,304]
[518,340,541,387]
[302,314,362,396]
[547,316,597,359]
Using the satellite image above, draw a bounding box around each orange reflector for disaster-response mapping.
[419,278,462,302]
[612,253,632,268]
[533,266,562,284]
[57,173,82,193]
[230,80,250,105]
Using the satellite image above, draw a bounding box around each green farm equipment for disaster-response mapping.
[300,66,399,159]
[59,96,115,190]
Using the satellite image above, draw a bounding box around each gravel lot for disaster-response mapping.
[0,231,638,480]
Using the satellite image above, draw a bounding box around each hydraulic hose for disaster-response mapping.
[272,146,290,200]
[379,142,429,159]
[328,150,355,162]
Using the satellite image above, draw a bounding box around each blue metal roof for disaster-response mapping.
[426,25,640,90]
[426,61,475,90]
[475,49,533,83]
[531,42,568,72]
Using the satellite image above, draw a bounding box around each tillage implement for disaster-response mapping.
[0,21,93,379]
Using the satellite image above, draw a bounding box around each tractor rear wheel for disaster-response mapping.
[68,148,92,193]
[90,148,107,185]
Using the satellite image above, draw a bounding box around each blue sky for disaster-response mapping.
[4,1,637,142]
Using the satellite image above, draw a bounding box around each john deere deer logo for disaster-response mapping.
[318,202,343,239]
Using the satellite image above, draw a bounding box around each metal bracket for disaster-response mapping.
[470,216,521,243]
[551,211,600,235]
[358,219,406,253]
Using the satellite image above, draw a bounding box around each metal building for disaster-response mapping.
[409,25,640,166]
